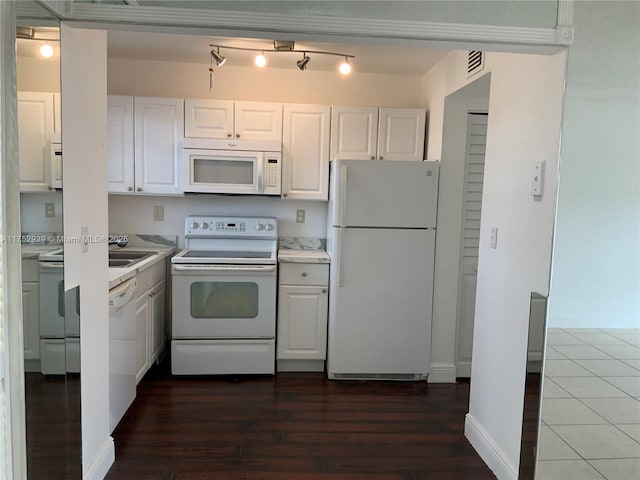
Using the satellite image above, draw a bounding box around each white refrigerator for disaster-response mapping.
[326,159,439,380]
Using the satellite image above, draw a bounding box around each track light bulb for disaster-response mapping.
[296,54,310,71]
[210,48,226,67]
[39,43,54,58]
[339,57,351,75]
[255,52,267,68]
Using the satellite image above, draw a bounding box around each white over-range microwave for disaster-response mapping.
[183,147,282,195]
[48,132,62,189]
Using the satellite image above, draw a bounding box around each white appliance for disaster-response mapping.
[48,131,62,189]
[326,159,439,380]
[171,216,278,375]
[182,145,281,195]
[108,277,137,432]
[38,248,80,375]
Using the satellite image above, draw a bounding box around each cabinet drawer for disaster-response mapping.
[22,258,39,282]
[279,264,328,286]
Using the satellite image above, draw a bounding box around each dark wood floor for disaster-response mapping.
[25,372,82,480]
[105,360,496,480]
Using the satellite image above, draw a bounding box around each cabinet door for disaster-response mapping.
[377,108,426,161]
[184,99,233,139]
[330,106,378,161]
[234,101,283,142]
[134,97,184,195]
[277,285,328,360]
[17,92,55,191]
[22,283,40,361]
[282,104,330,201]
[107,95,135,193]
[135,295,150,383]
[149,281,166,364]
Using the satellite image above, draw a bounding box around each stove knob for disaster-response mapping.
[265,224,274,231]
[201,222,209,230]
[190,222,199,230]
[255,224,264,231]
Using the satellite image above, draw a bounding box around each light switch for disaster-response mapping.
[296,209,306,224]
[153,205,164,221]
[490,226,498,249]
[45,203,55,218]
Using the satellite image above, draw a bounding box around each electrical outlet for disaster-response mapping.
[45,203,55,218]
[153,205,165,221]
[296,209,306,224]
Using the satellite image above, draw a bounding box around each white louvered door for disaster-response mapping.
[456,113,488,377]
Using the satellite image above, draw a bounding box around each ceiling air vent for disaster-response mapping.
[468,50,484,78]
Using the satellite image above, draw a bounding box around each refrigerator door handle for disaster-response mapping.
[339,164,348,226]
[337,228,345,287]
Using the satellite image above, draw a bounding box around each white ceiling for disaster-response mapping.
[106,30,450,76]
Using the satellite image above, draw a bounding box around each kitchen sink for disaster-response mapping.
[108,251,154,268]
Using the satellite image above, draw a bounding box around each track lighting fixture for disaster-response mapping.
[208,40,354,75]
[296,53,311,71]
[210,47,226,67]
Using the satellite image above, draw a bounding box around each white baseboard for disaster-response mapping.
[83,436,115,480]
[464,413,518,480]
[427,362,457,383]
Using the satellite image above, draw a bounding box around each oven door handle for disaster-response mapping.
[172,264,277,273]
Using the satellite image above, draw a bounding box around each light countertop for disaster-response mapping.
[278,248,330,264]
[21,244,62,259]
[108,246,176,289]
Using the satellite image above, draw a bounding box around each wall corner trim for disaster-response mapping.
[427,363,457,383]
[82,436,115,480]
[465,413,518,480]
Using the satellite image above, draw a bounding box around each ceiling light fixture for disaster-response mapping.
[255,51,267,68]
[209,40,355,74]
[210,47,226,67]
[39,43,54,58]
[296,53,311,71]
[339,57,352,75]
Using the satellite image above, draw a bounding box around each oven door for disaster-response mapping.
[172,264,276,338]
[183,149,262,194]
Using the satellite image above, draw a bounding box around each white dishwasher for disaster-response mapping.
[109,277,137,432]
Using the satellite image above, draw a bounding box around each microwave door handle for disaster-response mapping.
[256,153,264,194]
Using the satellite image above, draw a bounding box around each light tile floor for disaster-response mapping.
[536,328,640,480]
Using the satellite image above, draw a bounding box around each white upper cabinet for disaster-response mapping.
[282,104,331,201]
[377,108,426,161]
[330,106,425,161]
[134,97,184,195]
[184,99,233,140]
[108,96,184,195]
[107,95,135,193]
[330,106,378,161]
[18,91,57,191]
[184,100,282,150]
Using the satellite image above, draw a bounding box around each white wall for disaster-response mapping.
[16,55,59,92]
[109,195,327,247]
[421,49,566,478]
[61,25,113,480]
[19,192,62,232]
[547,0,640,328]
[107,58,423,106]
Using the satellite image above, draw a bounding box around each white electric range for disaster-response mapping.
[171,216,278,375]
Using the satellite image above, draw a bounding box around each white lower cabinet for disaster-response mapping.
[21,258,40,371]
[134,260,167,383]
[277,263,329,372]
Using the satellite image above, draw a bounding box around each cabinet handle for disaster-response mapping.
[370,156,375,160]
[301,272,308,277]
[136,187,142,192]
[236,133,240,138]
[127,186,133,191]
[282,192,288,198]
[227,133,232,138]
[322,289,327,294]
[379,156,384,160]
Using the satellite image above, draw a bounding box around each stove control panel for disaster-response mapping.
[185,216,277,238]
